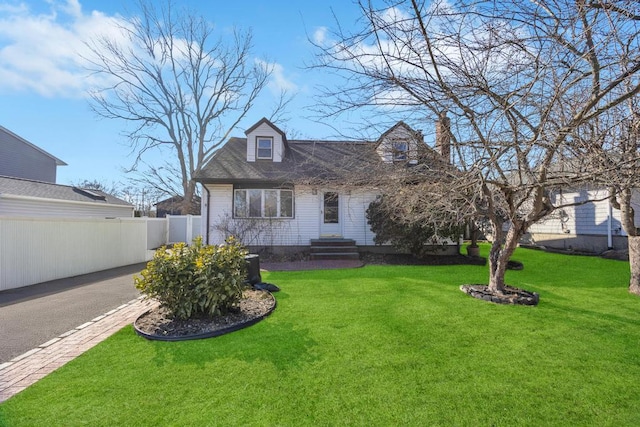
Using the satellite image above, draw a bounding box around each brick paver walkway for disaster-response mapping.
[0,297,158,403]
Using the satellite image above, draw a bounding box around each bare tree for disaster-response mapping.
[85,0,285,214]
[314,0,640,295]
[73,179,121,196]
[606,115,640,295]
[574,97,640,294]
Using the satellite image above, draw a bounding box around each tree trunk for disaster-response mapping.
[629,236,640,296]
[181,181,197,215]
[488,220,523,293]
[614,190,639,296]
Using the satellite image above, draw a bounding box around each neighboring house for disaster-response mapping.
[195,117,455,257]
[0,175,134,218]
[155,195,201,217]
[0,126,66,183]
[525,187,640,253]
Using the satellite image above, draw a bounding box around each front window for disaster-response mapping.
[257,137,273,159]
[234,188,294,218]
[392,141,408,161]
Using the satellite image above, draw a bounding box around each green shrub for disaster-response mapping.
[134,236,248,320]
[366,195,463,258]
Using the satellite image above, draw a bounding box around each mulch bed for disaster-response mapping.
[460,284,539,305]
[134,289,276,341]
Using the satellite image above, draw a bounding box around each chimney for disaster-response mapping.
[435,112,451,163]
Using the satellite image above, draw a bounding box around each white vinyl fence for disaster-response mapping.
[0,215,202,291]
[166,214,201,245]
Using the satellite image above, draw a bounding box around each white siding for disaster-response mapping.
[529,188,640,237]
[342,191,379,245]
[203,183,380,246]
[204,184,233,244]
[376,125,419,164]
[0,217,147,291]
[246,136,256,162]
[245,122,285,162]
[204,184,318,246]
[0,195,133,218]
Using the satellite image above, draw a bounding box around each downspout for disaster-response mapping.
[607,199,613,250]
[204,185,211,245]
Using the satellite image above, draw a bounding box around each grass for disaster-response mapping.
[1,245,640,426]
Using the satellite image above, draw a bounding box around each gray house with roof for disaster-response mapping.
[0,126,133,218]
[195,117,454,257]
[0,126,67,183]
[0,176,134,218]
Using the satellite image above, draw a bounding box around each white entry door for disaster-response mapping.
[320,191,342,237]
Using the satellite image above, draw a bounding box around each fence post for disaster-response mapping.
[186,215,193,244]
[165,214,171,244]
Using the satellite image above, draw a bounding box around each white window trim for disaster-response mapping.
[234,188,294,219]
[392,140,409,162]
[256,137,273,160]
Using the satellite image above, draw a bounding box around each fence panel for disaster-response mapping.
[145,218,167,250]
[0,217,147,291]
[0,215,203,291]
[166,215,202,244]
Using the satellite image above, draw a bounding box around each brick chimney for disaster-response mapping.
[435,112,451,163]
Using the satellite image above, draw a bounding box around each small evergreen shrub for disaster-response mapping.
[366,196,463,258]
[135,236,248,320]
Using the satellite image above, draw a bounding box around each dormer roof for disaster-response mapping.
[374,121,420,147]
[245,117,288,144]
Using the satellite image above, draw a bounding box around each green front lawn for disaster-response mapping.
[1,246,639,426]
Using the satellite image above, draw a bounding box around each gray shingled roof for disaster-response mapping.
[0,175,132,206]
[194,137,378,184]
[195,136,453,185]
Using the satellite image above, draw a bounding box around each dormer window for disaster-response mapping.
[392,141,408,161]
[257,137,273,159]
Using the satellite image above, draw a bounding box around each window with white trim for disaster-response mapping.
[234,188,294,218]
[256,137,273,159]
[392,140,409,161]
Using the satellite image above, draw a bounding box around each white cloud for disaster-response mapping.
[256,59,298,94]
[313,26,327,45]
[269,62,298,93]
[0,0,127,97]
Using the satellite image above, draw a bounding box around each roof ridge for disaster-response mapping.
[0,174,69,187]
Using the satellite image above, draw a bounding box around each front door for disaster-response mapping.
[320,191,342,237]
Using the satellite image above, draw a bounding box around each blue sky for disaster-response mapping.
[0,0,368,186]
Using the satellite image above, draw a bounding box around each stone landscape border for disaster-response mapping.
[460,284,539,305]
[133,292,277,342]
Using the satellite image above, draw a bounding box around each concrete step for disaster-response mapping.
[310,245,359,254]
[310,238,356,247]
[309,252,361,261]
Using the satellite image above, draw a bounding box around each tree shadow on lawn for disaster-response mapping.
[147,317,319,371]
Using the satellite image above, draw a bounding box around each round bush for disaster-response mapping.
[135,237,248,320]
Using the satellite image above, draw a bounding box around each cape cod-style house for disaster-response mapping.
[195,117,455,259]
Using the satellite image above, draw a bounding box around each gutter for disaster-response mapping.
[0,193,134,212]
[203,185,211,244]
[607,199,613,249]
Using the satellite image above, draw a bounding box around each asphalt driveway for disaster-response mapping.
[0,263,145,363]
